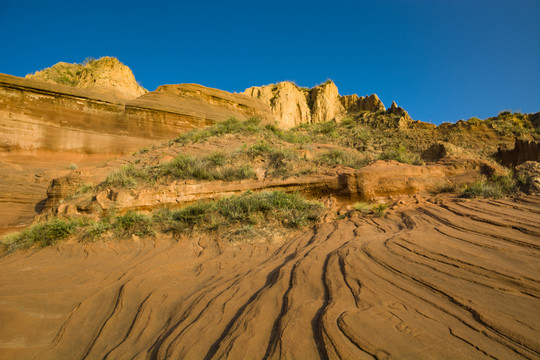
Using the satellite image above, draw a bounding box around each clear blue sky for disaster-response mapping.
[1,0,538,124]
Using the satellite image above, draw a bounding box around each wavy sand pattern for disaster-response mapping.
[1,196,539,359]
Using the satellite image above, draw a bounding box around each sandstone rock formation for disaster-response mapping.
[309,81,345,123]
[498,138,540,167]
[0,73,270,234]
[244,82,311,128]
[42,157,497,219]
[340,93,386,113]
[244,81,387,128]
[2,195,539,359]
[133,83,272,124]
[0,73,270,154]
[26,57,147,100]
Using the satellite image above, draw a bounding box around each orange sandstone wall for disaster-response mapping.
[0,74,270,154]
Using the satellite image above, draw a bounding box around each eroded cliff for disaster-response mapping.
[0,73,271,154]
[244,80,389,128]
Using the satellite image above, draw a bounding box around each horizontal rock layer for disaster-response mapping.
[44,158,497,218]
[0,74,271,154]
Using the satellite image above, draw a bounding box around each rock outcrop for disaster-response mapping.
[497,138,540,167]
[244,82,311,128]
[0,73,271,154]
[340,93,386,113]
[244,81,389,128]
[43,157,497,218]
[309,81,345,123]
[26,57,147,100]
[2,195,539,360]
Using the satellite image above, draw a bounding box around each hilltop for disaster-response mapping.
[25,56,147,99]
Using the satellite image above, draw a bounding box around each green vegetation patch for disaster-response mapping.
[2,191,324,252]
[245,141,298,178]
[461,174,517,199]
[1,218,86,253]
[157,153,256,182]
[378,145,423,165]
[317,149,367,169]
[155,191,324,234]
[352,202,389,216]
[102,153,257,188]
[175,117,264,144]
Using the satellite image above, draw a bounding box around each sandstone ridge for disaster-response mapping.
[0,73,271,154]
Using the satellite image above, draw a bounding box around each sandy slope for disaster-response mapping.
[1,196,539,359]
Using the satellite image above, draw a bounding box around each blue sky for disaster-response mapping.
[1,0,538,124]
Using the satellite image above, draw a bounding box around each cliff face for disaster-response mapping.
[0,74,271,154]
[244,82,311,128]
[25,57,147,100]
[244,80,388,128]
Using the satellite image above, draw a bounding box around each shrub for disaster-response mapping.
[245,141,297,178]
[1,218,84,252]
[314,121,339,137]
[317,149,367,169]
[103,164,148,188]
[266,125,311,144]
[379,145,422,165]
[156,154,256,182]
[433,181,458,194]
[102,153,257,188]
[461,174,517,198]
[372,203,389,216]
[154,191,323,234]
[112,211,154,237]
[352,202,388,217]
[175,117,263,144]
[82,220,111,242]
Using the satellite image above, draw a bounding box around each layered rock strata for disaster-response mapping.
[0,74,271,154]
[43,158,498,219]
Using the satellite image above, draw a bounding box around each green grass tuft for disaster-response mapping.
[1,218,85,252]
[155,191,323,235]
[379,145,423,165]
[317,149,367,169]
[175,117,263,144]
[112,211,154,237]
[103,164,148,188]
[461,174,517,199]
[352,202,388,217]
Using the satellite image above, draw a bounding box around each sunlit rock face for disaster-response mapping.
[245,80,387,128]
